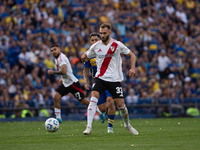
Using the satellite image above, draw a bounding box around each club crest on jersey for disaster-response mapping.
[110,46,115,52]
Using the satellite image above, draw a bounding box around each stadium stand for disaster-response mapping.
[0,0,200,119]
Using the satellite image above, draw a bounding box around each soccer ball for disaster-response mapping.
[45,118,59,132]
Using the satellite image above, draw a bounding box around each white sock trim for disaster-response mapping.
[87,97,98,128]
[54,108,61,112]
[118,104,126,110]
[90,97,98,103]
[118,104,129,125]
[54,108,61,119]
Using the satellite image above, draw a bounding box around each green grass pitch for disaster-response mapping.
[0,118,199,150]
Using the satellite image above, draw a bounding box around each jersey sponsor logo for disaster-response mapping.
[97,42,118,78]
[98,53,115,59]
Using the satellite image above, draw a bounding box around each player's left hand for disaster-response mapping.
[129,68,136,78]
[48,70,54,75]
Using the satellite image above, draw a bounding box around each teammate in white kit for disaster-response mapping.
[81,23,139,135]
[47,44,103,123]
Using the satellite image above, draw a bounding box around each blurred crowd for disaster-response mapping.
[0,0,200,118]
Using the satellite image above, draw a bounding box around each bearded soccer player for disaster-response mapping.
[47,44,104,123]
[83,32,116,133]
[81,23,139,135]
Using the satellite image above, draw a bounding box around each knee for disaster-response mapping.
[107,97,115,107]
[80,100,85,105]
[79,98,89,106]
[53,95,58,101]
[115,98,125,108]
[53,93,61,102]
[98,105,106,113]
[91,91,100,99]
[80,100,86,105]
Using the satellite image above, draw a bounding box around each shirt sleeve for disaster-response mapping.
[118,41,130,55]
[86,43,96,58]
[59,55,68,67]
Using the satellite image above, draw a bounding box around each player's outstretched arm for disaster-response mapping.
[83,67,90,90]
[127,51,136,78]
[47,64,67,75]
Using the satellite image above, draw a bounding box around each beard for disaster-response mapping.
[101,35,109,43]
[53,53,60,59]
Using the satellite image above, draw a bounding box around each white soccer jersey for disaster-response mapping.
[55,53,78,87]
[86,38,130,82]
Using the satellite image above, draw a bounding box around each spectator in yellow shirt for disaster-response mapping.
[44,54,55,69]
[185,0,195,9]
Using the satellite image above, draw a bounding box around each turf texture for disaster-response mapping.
[0,118,199,150]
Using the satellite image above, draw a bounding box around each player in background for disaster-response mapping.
[81,23,139,135]
[47,44,104,123]
[83,32,116,133]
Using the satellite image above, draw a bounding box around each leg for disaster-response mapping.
[107,97,115,115]
[79,97,103,118]
[71,81,103,116]
[83,91,100,135]
[107,96,115,133]
[97,103,107,113]
[115,98,128,124]
[97,103,106,123]
[97,92,108,123]
[79,98,90,106]
[115,98,139,135]
[53,92,63,123]
[83,78,106,134]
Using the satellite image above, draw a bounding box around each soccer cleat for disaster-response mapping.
[56,118,63,123]
[124,123,139,135]
[99,113,105,123]
[83,126,92,135]
[107,127,114,133]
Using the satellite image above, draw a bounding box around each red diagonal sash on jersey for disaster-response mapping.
[97,42,118,78]
[56,59,59,71]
